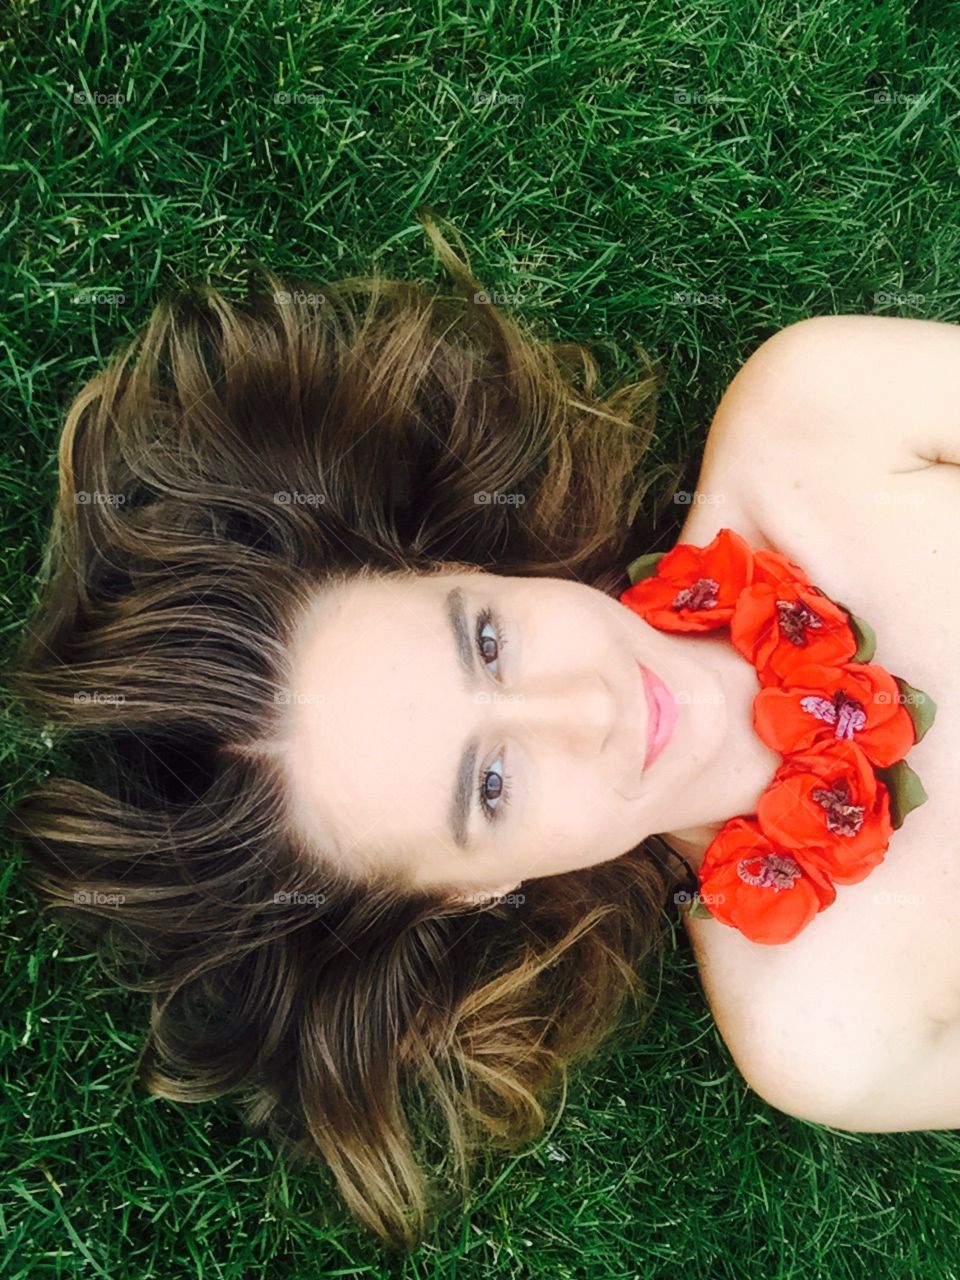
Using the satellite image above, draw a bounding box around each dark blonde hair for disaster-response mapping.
[6,211,689,1250]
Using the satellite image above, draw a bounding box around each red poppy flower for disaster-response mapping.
[753,660,916,767]
[755,739,892,883]
[730,580,858,686]
[697,817,837,945]
[619,527,935,945]
[618,527,755,632]
[751,546,813,589]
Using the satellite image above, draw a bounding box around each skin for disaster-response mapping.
[282,563,783,904]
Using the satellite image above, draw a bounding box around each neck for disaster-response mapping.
[652,628,783,878]
[659,824,722,880]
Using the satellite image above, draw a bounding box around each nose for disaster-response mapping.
[479,670,618,754]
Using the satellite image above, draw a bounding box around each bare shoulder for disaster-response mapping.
[682,910,869,1127]
[822,1019,960,1132]
[685,909,960,1131]
[700,313,960,489]
[679,314,960,1132]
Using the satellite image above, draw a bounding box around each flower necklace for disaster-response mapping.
[618,527,937,946]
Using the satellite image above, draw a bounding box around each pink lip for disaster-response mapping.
[637,661,677,768]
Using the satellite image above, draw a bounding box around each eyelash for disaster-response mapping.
[475,606,513,824]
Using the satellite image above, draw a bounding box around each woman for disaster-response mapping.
[7,211,959,1250]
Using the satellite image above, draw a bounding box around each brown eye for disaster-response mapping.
[474,607,512,824]
[475,608,507,677]
[482,768,502,802]
[478,753,510,823]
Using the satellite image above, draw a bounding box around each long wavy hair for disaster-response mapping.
[5,211,692,1250]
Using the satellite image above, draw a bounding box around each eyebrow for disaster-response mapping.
[444,586,481,850]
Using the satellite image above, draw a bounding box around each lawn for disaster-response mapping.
[2,0,959,1276]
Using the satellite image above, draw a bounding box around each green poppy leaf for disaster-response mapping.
[832,597,877,662]
[874,759,929,830]
[687,895,714,919]
[892,675,937,743]
[625,551,665,586]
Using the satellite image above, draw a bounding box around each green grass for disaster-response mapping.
[2,0,960,1275]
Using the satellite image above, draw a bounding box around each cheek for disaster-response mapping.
[537,764,623,843]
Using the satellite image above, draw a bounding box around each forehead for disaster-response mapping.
[281,568,481,875]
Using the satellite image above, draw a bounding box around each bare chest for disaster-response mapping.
[676,455,960,1030]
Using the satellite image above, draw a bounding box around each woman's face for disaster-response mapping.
[283,566,727,901]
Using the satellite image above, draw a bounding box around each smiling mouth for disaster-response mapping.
[637,660,677,768]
